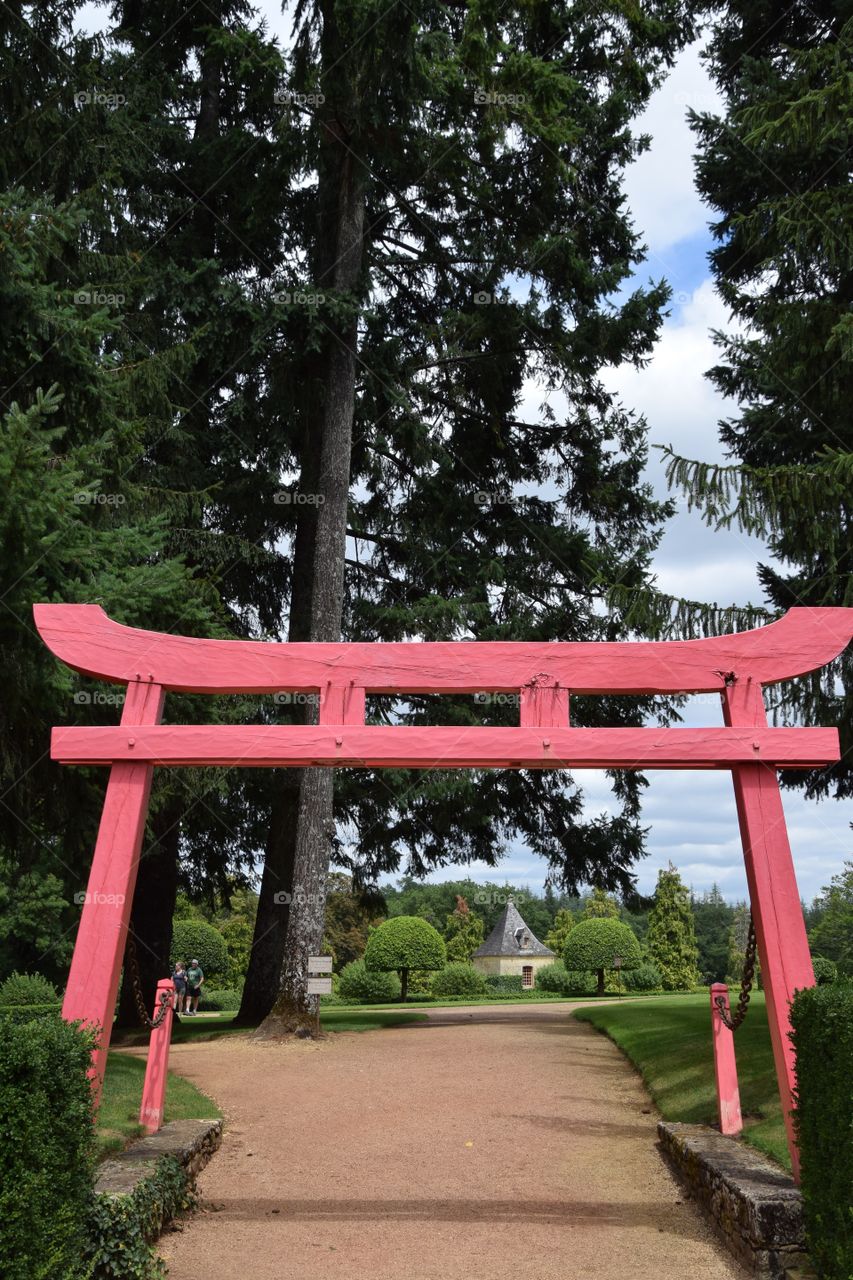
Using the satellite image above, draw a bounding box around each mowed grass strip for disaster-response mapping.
[575,993,790,1170]
[97,1050,222,1159]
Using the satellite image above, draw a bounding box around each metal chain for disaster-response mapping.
[714,915,757,1031]
[126,934,172,1030]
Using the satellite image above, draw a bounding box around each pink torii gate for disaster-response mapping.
[35,603,853,1175]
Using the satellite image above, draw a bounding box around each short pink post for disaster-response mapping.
[710,984,743,1135]
[139,979,176,1134]
[61,681,165,1100]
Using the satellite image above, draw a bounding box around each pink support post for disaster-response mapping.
[723,679,815,1180]
[710,984,743,1135]
[139,979,176,1134]
[61,681,165,1101]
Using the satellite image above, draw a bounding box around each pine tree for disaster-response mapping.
[544,908,575,955]
[622,3,852,799]
[646,865,700,990]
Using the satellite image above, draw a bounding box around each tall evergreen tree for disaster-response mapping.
[444,896,485,962]
[620,3,852,799]
[253,0,696,1033]
[646,864,700,990]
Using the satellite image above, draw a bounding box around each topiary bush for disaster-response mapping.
[563,918,642,996]
[197,988,242,1012]
[622,962,663,992]
[430,963,487,998]
[534,962,568,993]
[811,955,837,985]
[338,959,401,1004]
[170,921,228,983]
[790,980,853,1280]
[0,971,60,1009]
[364,916,446,1001]
[0,1015,96,1280]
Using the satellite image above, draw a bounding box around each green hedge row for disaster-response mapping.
[791,980,853,1280]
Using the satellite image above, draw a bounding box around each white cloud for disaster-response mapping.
[623,41,722,258]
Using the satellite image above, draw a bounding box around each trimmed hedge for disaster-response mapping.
[0,1015,96,1280]
[338,959,400,1003]
[197,988,242,1012]
[484,975,524,994]
[534,963,598,996]
[790,980,853,1280]
[431,963,487,998]
[0,971,60,1009]
[169,920,228,983]
[811,955,837,985]
[622,962,663,992]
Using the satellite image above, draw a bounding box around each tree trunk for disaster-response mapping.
[597,968,605,997]
[116,803,180,1028]
[400,969,409,1003]
[254,25,365,1037]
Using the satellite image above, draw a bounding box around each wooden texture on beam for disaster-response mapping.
[33,604,853,695]
[51,724,839,770]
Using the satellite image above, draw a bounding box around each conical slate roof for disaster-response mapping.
[472,898,554,958]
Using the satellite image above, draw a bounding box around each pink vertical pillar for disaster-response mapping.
[61,680,165,1101]
[723,679,815,1180]
[710,984,743,1135]
[139,979,176,1134]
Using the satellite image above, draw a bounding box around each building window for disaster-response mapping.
[522,965,534,989]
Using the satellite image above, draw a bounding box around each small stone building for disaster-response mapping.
[471,899,554,988]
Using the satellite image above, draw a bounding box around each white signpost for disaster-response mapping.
[307,956,333,1024]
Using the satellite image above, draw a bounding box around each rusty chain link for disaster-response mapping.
[126,934,172,1030]
[714,914,757,1031]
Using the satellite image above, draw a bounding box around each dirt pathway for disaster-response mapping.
[159,1003,743,1280]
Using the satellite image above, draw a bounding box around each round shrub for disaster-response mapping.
[563,969,597,995]
[170,920,228,983]
[338,959,400,1004]
[431,963,487,998]
[621,962,662,992]
[563,918,642,995]
[0,971,60,1009]
[364,916,446,1001]
[811,955,837,985]
[535,962,570,993]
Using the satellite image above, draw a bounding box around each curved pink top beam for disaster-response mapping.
[32,604,853,695]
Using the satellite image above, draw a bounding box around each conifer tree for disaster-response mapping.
[646,864,700,990]
[444,897,485,963]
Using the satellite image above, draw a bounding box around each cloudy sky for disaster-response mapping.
[73,11,851,904]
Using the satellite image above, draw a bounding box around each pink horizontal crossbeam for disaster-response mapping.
[33,604,853,695]
[51,725,839,770]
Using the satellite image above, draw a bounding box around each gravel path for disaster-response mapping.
[158,1002,744,1280]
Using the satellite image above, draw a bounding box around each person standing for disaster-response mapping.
[171,961,187,1013]
[185,958,204,1015]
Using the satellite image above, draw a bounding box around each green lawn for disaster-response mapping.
[97,1050,221,1159]
[574,993,789,1170]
